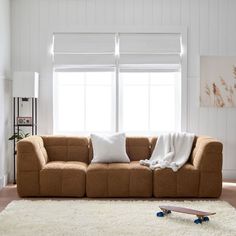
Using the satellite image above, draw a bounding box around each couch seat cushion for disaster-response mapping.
[153,163,200,197]
[40,161,87,197]
[86,161,152,197]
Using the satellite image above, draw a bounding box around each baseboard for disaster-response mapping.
[223,170,236,179]
[0,174,8,190]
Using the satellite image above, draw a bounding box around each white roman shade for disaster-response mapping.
[119,33,181,69]
[53,33,116,67]
[53,32,182,71]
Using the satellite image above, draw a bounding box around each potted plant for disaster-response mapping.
[9,129,30,142]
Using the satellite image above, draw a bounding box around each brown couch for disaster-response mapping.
[16,136,223,198]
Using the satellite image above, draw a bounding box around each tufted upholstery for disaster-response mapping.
[17,135,223,198]
[86,161,152,197]
[42,136,89,163]
[40,161,87,197]
[153,164,200,197]
[126,137,151,161]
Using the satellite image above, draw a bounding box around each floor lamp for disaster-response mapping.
[12,72,39,184]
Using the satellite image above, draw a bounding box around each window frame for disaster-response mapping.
[52,27,188,135]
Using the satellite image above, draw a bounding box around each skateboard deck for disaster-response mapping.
[156,205,216,224]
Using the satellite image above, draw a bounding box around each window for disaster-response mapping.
[54,71,115,134]
[119,72,180,134]
[53,32,183,135]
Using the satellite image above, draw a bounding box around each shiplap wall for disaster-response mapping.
[0,0,11,188]
[11,0,236,178]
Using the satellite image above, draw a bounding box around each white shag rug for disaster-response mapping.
[0,200,235,236]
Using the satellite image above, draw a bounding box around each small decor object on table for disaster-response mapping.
[156,205,216,224]
[17,117,32,125]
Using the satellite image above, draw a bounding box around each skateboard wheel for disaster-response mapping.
[166,210,171,214]
[203,217,209,222]
[156,211,164,217]
[194,219,202,224]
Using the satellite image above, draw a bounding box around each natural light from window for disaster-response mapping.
[54,71,115,134]
[120,72,180,134]
[54,70,180,135]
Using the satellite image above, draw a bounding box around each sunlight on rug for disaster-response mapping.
[0,200,235,236]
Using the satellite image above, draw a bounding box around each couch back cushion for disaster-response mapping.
[89,137,151,162]
[42,136,89,163]
[126,137,151,161]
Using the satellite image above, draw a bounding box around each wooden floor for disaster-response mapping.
[0,180,236,213]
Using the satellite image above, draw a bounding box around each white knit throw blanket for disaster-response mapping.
[140,132,195,172]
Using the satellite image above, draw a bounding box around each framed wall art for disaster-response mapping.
[200,56,236,107]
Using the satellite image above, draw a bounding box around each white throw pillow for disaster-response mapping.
[91,133,130,163]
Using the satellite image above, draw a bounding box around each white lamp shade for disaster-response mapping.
[13,72,39,98]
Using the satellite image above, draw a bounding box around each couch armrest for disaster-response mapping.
[17,135,48,172]
[190,136,223,172]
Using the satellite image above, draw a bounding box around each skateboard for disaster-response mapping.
[156,205,216,224]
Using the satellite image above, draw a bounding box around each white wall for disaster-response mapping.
[0,0,11,188]
[11,0,236,178]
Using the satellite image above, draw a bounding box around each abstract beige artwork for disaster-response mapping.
[200,56,236,107]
